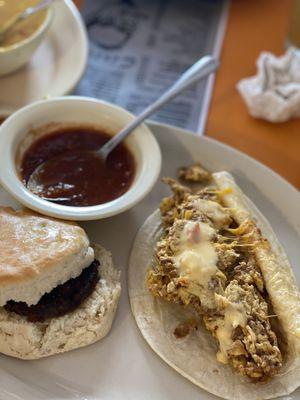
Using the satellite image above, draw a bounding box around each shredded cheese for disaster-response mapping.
[173,221,218,287]
[194,199,230,228]
[215,301,247,364]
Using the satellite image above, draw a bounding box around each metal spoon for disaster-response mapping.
[27,55,219,201]
[0,0,54,43]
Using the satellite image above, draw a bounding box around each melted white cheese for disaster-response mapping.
[194,199,229,228]
[173,221,218,287]
[215,302,247,364]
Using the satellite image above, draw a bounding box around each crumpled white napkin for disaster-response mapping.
[237,48,300,122]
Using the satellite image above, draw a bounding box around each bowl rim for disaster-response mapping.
[0,6,53,54]
[0,96,162,220]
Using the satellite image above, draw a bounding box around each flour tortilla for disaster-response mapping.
[128,172,300,400]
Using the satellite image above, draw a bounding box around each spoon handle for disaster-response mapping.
[99,55,219,160]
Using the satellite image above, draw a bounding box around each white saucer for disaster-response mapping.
[0,0,88,113]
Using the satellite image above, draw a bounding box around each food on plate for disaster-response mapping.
[0,207,121,359]
[129,166,300,399]
[18,124,135,206]
[178,163,211,183]
[0,0,47,48]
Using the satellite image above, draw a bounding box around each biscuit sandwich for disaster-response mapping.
[0,207,121,359]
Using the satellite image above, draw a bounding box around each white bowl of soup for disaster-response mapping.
[0,0,54,76]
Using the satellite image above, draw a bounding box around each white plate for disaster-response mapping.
[0,122,299,400]
[0,0,88,112]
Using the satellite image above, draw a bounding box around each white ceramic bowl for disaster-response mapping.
[0,97,162,220]
[0,7,54,76]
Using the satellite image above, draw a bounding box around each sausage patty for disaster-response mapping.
[4,260,100,322]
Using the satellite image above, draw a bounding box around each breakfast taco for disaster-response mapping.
[128,166,300,400]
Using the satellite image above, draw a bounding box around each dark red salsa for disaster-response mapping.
[20,126,135,207]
